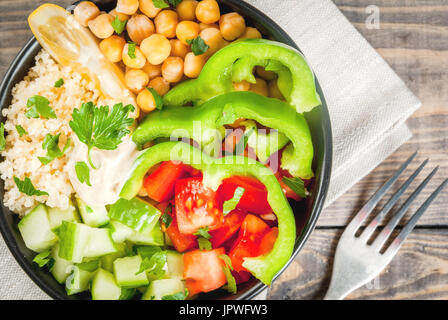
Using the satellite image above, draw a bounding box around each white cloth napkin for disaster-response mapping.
[0,0,421,300]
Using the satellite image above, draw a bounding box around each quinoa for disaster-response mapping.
[0,50,101,215]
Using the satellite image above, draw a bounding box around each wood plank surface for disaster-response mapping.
[0,0,447,300]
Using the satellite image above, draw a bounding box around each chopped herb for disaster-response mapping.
[111,16,127,35]
[219,254,237,294]
[85,205,93,213]
[234,127,254,155]
[161,204,172,228]
[0,123,5,151]
[14,176,48,196]
[15,125,27,137]
[75,161,91,186]
[119,288,136,300]
[167,0,182,6]
[222,187,245,215]
[77,260,99,272]
[127,41,136,59]
[187,36,209,56]
[152,0,170,8]
[146,87,164,110]
[194,226,211,239]
[282,177,307,198]
[197,237,212,250]
[162,289,189,300]
[136,247,167,280]
[219,254,233,270]
[25,95,57,119]
[69,102,134,168]
[54,78,64,88]
[33,250,53,268]
[38,133,71,165]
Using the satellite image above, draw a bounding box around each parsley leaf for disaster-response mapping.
[15,125,27,137]
[167,0,182,6]
[0,123,5,151]
[152,0,170,8]
[112,16,127,35]
[75,161,91,186]
[197,237,212,250]
[127,41,136,59]
[136,247,167,280]
[194,226,211,239]
[234,127,254,155]
[54,78,64,88]
[219,254,237,294]
[282,177,307,198]
[33,249,53,268]
[222,187,245,215]
[187,36,209,56]
[69,102,134,168]
[14,176,48,196]
[25,96,57,119]
[161,204,172,228]
[162,289,189,300]
[38,133,71,165]
[219,254,233,270]
[147,87,164,110]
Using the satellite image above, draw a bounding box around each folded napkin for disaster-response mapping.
[0,0,421,300]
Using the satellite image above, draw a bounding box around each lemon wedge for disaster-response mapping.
[28,4,137,113]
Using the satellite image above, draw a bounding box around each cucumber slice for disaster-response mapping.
[58,221,90,263]
[109,197,161,233]
[91,268,122,300]
[47,201,80,231]
[110,220,134,243]
[141,278,185,300]
[18,204,57,252]
[127,222,164,246]
[166,251,184,278]
[76,197,109,227]
[84,228,117,258]
[100,243,127,272]
[65,265,96,295]
[113,255,149,288]
[50,244,74,284]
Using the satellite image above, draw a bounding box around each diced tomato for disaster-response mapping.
[165,205,198,252]
[217,176,272,215]
[232,270,252,284]
[184,248,227,296]
[183,165,203,178]
[275,171,301,201]
[228,214,271,272]
[144,161,188,202]
[209,209,247,248]
[259,227,278,255]
[175,177,223,234]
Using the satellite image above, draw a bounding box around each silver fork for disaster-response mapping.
[324,152,448,300]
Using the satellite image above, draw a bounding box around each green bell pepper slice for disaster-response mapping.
[120,141,296,285]
[163,39,321,113]
[133,91,314,179]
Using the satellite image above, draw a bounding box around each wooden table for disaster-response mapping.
[1,0,447,300]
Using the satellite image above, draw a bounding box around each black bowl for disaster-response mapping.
[0,0,332,300]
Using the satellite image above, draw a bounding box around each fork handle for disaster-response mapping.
[322,282,353,300]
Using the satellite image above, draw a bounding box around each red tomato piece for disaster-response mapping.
[175,177,223,234]
[144,161,188,202]
[165,205,198,252]
[183,248,227,296]
[228,214,271,272]
[259,227,278,255]
[232,270,252,284]
[209,209,247,248]
[217,176,272,215]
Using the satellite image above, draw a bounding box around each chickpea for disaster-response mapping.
[88,13,115,39]
[199,22,219,31]
[184,52,206,78]
[141,34,171,65]
[219,12,245,41]
[155,10,178,38]
[142,62,162,79]
[195,0,220,24]
[256,66,277,81]
[250,77,268,97]
[126,14,155,44]
[148,76,170,96]
[199,27,224,56]
[176,21,200,44]
[116,0,139,15]
[109,9,129,22]
[268,80,284,100]
[74,1,100,27]
[125,69,150,93]
[176,0,198,21]
[139,0,162,18]
[162,57,184,83]
[99,35,126,63]
[170,39,190,59]
[233,80,250,91]
[239,27,262,39]
[122,43,147,68]
[137,88,157,113]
